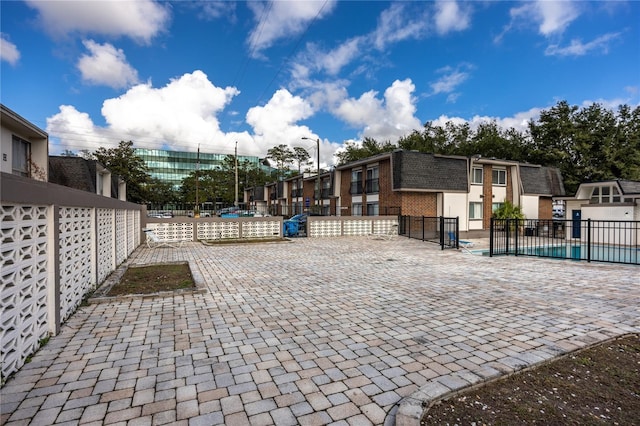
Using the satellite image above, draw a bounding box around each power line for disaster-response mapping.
[255,0,330,106]
[231,0,274,89]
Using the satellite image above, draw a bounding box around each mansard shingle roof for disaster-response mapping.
[392,150,468,191]
[520,165,566,196]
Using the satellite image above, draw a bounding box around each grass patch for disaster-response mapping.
[107,263,195,296]
[202,237,287,245]
[422,334,640,425]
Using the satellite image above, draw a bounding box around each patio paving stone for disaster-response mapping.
[1,237,638,425]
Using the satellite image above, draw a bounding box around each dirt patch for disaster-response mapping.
[422,334,640,425]
[106,263,195,296]
[202,237,288,245]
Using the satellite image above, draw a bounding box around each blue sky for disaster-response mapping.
[1,1,638,166]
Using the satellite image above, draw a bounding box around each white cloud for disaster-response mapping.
[335,79,422,142]
[430,64,473,98]
[246,89,345,167]
[246,89,314,135]
[25,0,169,43]
[536,1,580,36]
[545,32,620,57]
[431,107,542,134]
[434,0,471,35]
[246,0,336,57]
[372,3,429,50]
[319,38,364,76]
[47,71,339,162]
[0,34,20,65]
[196,1,236,20]
[509,0,580,37]
[77,40,139,89]
[47,71,255,155]
[47,105,112,153]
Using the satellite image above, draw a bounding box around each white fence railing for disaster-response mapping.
[307,216,398,238]
[144,216,399,240]
[1,174,143,381]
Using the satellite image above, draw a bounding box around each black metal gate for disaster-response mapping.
[399,216,459,249]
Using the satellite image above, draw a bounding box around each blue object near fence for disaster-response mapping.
[283,220,299,237]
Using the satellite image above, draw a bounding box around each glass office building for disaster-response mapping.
[135,148,264,190]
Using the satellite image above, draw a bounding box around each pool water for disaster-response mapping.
[474,244,639,264]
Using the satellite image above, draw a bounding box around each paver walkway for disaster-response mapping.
[1,237,639,425]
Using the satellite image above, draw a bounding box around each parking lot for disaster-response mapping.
[1,237,638,425]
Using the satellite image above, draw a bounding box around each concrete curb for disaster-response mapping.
[395,329,633,425]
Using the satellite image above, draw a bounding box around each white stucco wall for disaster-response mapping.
[442,193,469,231]
[441,193,468,231]
[521,195,539,220]
[0,127,12,174]
[492,186,507,204]
[581,205,634,221]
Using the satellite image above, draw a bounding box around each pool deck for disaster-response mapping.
[1,236,638,425]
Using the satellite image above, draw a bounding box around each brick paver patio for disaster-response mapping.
[1,237,638,425]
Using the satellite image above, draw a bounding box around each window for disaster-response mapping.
[366,202,379,216]
[352,203,362,216]
[492,168,506,185]
[321,179,331,198]
[366,166,379,193]
[12,135,30,177]
[591,185,624,204]
[471,167,483,184]
[469,202,483,219]
[350,170,363,194]
[612,187,621,203]
[492,202,503,212]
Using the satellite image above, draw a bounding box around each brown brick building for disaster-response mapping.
[247,150,565,231]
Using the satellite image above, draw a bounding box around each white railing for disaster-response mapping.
[1,173,143,382]
[144,216,398,240]
[307,216,398,238]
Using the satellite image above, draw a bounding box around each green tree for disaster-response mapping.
[492,200,525,219]
[292,146,312,174]
[144,177,178,209]
[528,101,640,194]
[336,137,396,165]
[93,140,150,203]
[180,169,230,207]
[266,144,294,172]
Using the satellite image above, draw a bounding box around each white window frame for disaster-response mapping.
[492,168,506,186]
[469,202,483,220]
[471,167,483,185]
[366,202,379,216]
[12,135,30,177]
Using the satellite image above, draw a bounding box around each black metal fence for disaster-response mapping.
[490,218,639,265]
[399,216,459,250]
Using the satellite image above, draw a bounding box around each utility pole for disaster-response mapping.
[195,144,200,217]
[301,137,321,209]
[234,141,238,207]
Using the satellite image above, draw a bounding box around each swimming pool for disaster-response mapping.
[473,243,639,264]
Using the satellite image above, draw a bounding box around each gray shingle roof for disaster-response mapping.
[392,151,468,191]
[619,180,640,195]
[520,165,565,196]
[48,156,96,193]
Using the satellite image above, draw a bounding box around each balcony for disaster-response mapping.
[350,181,363,195]
[365,178,379,194]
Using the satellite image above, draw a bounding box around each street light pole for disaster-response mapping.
[301,137,321,209]
[195,144,200,217]
[234,141,238,207]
